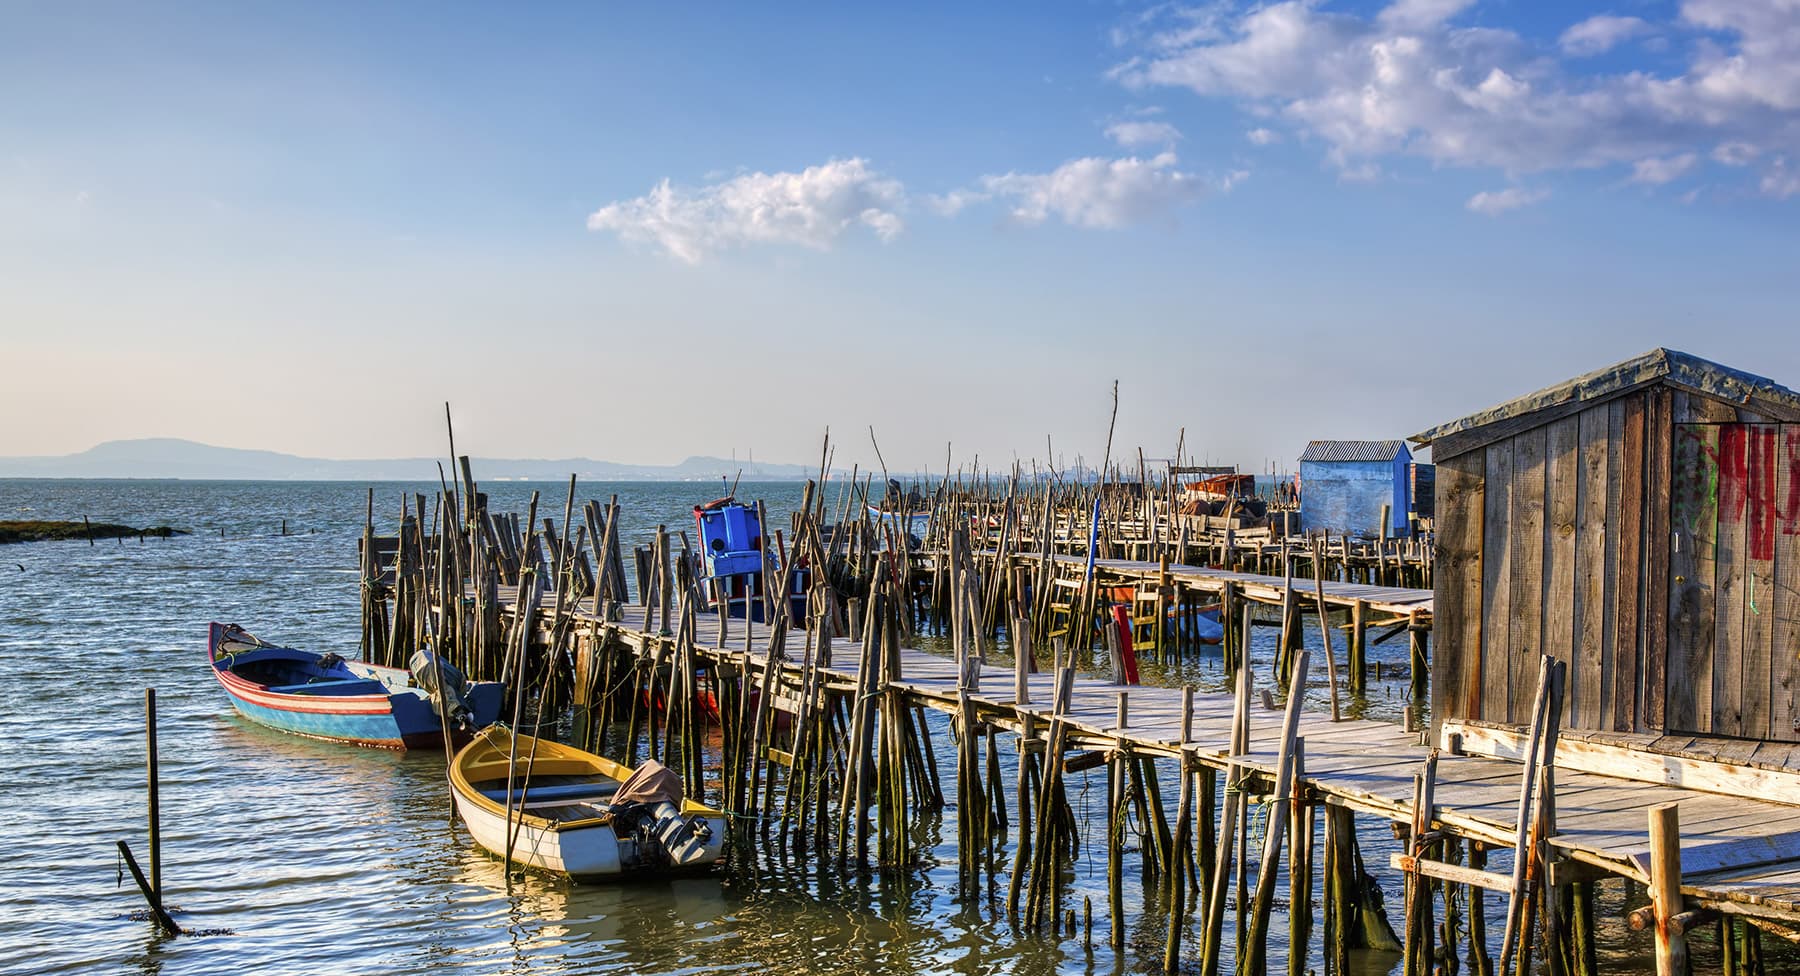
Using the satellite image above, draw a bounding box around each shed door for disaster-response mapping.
[1666,423,1800,741]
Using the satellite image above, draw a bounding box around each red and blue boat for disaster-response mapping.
[207,622,503,750]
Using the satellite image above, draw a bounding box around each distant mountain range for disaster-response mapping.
[0,438,824,482]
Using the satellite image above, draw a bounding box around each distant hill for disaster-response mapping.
[0,438,823,482]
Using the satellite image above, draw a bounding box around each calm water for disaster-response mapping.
[0,479,1667,976]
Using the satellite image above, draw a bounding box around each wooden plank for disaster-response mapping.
[1602,400,1625,729]
[1482,439,1515,726]
[1614,394,1647,732]
[1545,414,1581,726]
[1391,853,1516,893]
[1715,423,1750,736]
[1744,424,1779,740]
[1575,404,1611,730]
[1434,451,1485,735]
[1508,426,1548,725]
[1444,719,1800,806]
[1775,425,1800,744]
[1643,387,1673,732]
[1669,423,1719,733]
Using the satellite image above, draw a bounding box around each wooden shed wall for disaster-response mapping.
[1665,396,1800,742]
[1434,382,1800,743]
[1433,387,1671,735]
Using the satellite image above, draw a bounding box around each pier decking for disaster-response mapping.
[521,589,1800,926]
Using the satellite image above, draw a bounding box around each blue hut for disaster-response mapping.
[1298,439,1413,538]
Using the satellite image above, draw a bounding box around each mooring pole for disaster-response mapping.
[146,687,161,900]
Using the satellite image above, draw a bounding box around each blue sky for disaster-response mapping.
[3,1,1796,475]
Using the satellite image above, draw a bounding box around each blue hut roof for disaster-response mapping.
[1298,440,1409,463]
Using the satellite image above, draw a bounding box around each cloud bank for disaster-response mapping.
[1112,0,1800,197]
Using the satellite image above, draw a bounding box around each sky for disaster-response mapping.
[3,0,1797,476]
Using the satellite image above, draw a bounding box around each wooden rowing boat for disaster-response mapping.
[207,621,503,750]
[449,727,727,881]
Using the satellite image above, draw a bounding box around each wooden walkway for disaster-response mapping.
[544,594,1798,925]
[921,549,1435,617]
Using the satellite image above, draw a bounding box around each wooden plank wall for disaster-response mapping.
[1666,394,1800,742]
[1435,388,1661,734]
[1777,429,1800,742]
[1431,452,1484,731]
[1436,381,1800,746]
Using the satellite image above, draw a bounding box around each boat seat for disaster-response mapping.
[477,781,621,804]
[266,677,387,696]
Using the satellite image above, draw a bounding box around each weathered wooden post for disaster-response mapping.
[146,687,161,900]
[1648,803,1686,976]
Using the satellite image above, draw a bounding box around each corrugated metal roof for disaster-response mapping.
[1410,347,1800,447]
[1298,439,1409,463]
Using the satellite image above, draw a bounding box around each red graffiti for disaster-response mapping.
[1746,426,1776,561]
[1719,425,1748,526]
[1785,427,1800,535]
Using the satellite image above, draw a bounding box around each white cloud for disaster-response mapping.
[1115,1,1800,200]
[979,152,1209,228]
[1106,120,1183,148]
[1630,153,1699,184]
[1466,186,1548,215]
[1763,157,1800,198]
[1559,15,1649,57]
[1713,141,1758,165]
[586,158,905,263]
[1246,127,1279,144]
[923,188,988,217]
[1378,0,1476,31]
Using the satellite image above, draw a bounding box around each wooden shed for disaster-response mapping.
[1413,348,1800,763]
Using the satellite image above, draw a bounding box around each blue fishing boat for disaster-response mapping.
[207,622,503,750]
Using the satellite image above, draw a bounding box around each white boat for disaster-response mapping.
[449,728,726,881]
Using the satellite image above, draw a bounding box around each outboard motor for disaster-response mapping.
[409,647,474,729]
[643,801,713,866]
[610,758,715,868]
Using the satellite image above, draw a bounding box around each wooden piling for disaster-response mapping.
[1163,686,1196,972]
[1648,803,1686,976]
[145,687,161,900]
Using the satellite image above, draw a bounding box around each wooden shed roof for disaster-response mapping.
[1411,347,1800,454]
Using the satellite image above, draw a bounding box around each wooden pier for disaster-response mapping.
[360,350,1800,975]
[538,590,1800,922]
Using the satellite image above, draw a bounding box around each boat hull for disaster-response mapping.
[452,789,627,878]
[208,622,502,750]
[450,730,727,881]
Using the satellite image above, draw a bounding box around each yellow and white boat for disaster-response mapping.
[450,728,726,881]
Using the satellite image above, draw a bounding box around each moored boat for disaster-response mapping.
[207,622,502,749]
[449,727,726,881]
